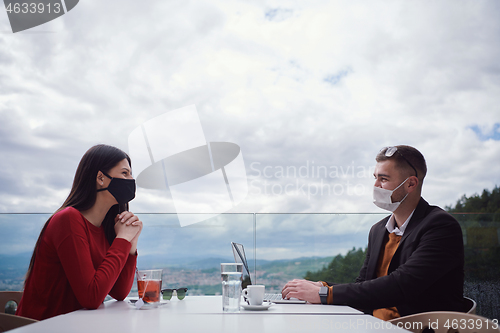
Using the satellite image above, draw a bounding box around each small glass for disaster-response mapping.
[136,269,163,307]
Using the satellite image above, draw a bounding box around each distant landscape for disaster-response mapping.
[0,253,31,291]
[0,252,334,295]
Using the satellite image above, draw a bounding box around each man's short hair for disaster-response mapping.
[376,145,427,182]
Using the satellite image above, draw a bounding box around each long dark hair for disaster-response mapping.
[24,144,132,286]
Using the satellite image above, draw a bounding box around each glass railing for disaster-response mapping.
[1,213,498,319]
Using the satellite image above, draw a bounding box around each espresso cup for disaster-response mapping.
[242,285,265,306]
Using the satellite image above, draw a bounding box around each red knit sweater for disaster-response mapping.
[17,207,137,320]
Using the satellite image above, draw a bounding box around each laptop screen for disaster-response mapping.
[231,242,252,289]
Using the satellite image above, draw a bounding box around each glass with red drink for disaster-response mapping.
[136,269,163,306]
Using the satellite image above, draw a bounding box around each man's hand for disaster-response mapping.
[281,279,323,304]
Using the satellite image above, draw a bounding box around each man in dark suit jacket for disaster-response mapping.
[282,145,466,319]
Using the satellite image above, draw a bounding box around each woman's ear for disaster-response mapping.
[96,171,105,188]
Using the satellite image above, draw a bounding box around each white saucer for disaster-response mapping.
[128,299,169,310]
[241,302,274,311]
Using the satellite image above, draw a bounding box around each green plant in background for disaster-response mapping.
[304,247,366,283]
[446,186,500,215]
[446,185,500,282]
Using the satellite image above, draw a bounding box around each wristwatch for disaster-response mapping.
[319,286,328,304]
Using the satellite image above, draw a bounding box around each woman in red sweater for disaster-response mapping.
[17,144,143,320]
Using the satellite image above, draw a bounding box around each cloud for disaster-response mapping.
[0,0,499,220]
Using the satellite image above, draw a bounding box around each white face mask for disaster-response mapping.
[373,178,409,212]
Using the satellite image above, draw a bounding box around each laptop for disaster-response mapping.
[231,242,306,304]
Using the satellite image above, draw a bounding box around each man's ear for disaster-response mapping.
[407,176,419,193]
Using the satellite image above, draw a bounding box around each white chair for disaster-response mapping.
[464,297,477,314]
[389,311,499,333]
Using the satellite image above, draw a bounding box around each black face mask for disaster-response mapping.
[97,171,136,204]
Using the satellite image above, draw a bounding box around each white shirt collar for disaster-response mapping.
[385,209,415,236]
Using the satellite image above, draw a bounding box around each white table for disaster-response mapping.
[162,295,362,315]
[10,296,410,333]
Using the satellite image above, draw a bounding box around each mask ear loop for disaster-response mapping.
[392,177,410,204]
[96,171,112,193]
[394,177,409,191]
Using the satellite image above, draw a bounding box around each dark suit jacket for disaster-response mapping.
[327,198,466,316]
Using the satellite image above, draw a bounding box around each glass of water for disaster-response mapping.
[220,263,243,312]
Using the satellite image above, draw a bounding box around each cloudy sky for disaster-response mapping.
[1,1,500,259]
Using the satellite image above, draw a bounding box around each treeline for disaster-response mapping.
[447,185,500,319]
[446,185,500,282]
[446,185,500,214]
[304,247,366,283]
